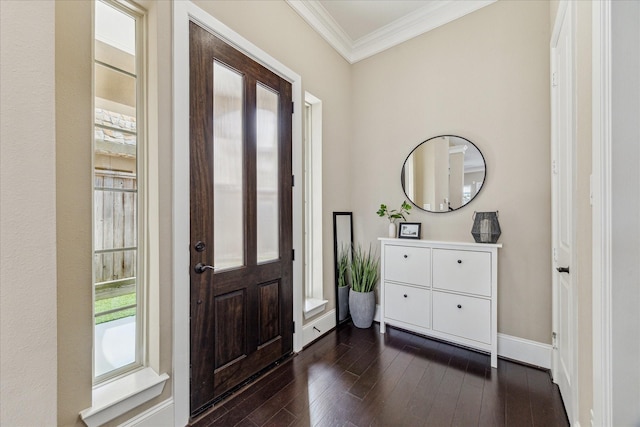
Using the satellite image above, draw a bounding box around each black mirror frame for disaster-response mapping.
[333,212,353,325]
[401,134,487,213]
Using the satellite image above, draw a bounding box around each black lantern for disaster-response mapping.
[471,211,501,243]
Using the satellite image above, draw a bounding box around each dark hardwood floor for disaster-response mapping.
[191,323,568,427]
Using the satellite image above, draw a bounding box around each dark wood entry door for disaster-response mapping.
[189,22,293,416]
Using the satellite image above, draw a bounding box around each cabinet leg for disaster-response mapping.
[380,322,386,334]
[491,353,497,368]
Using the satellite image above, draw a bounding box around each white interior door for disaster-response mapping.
[551,1,578,423]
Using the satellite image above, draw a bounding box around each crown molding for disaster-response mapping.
[286,0,496,64]
[286,0,353,61]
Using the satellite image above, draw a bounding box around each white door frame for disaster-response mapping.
[550,1,579,423]
[172,2,304,425]
[592,0,613,425]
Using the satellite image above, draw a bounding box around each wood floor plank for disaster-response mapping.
[478,366,506,427]
[526,366,568,426]
[371,354,425,426]
[262,408,296,427]
[306,371,359,425]
[347,344,401,399]
[423,354,467,426]
[191,323,569,427]
[349,349,414,426]
[401,344,451,424]
[504,361,534,427]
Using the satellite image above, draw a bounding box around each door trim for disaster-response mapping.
[173,2,303,425]
[592,1,613,425]
[550,0,578,423]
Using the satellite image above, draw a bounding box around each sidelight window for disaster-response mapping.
[303,93,327,317]
[93,0,143,382]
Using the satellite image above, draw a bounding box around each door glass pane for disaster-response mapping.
[213,61,245,270]
[256,84,279,263]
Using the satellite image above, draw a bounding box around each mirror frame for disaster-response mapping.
[401,134,486,213]
[333,212,353,325]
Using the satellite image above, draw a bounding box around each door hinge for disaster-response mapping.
[292,175,294,187]
[552,72,557,88]
[552,159,558,175]
[553,247,558,262]
[292,249,295,261]
[292,101,294,114]
[552,331,558,349]
[293,321,296,333]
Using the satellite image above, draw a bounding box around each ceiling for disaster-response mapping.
[286,0,496,63]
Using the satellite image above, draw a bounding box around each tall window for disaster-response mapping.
[303,93,325,316]
[93,0,144,381]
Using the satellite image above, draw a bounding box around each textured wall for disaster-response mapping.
[0,1,58,425]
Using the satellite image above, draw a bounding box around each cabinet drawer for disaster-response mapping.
[432,249,491,296]
[385,282,430,328]
[384,245,430,287]
[432,291,490,344]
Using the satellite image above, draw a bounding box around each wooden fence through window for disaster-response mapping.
[94,169,137,300]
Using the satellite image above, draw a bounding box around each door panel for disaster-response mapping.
[551,2,576,423]
[258,281,281,345]
[189,21,293,416]
[214,290,246,368]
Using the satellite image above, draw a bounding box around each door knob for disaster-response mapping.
[556,266,570,274]
[194,263,216,274]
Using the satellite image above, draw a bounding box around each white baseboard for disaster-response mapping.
[118,399,174,427]
[302,309,336,347]
[497,333,552,369]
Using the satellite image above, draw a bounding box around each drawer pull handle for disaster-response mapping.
[404,254,408,258]
[457,304,462,309]
[404,294,408,298]
[457,259,462,264]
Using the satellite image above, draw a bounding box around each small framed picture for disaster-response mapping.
[398,222,421,239]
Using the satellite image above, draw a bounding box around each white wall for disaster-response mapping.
[611,1,640,425]
[350,0,552,344]
[0,1,58,425]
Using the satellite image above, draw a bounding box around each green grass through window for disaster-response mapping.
[95,293,136,324]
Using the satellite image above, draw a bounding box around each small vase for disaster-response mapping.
[349,290,376,328]
[388,222,396,238]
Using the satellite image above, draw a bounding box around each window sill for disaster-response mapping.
[303,298,328,319]
[80,367,169,427]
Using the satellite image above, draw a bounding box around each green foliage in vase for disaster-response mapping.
[350,244,380,293]
[376,200,412,223]
[337,244,350,288]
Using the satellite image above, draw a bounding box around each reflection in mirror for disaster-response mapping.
[333,212,353,325]
[402,135,486,212]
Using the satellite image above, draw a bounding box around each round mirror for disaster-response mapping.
[401,135,486,213]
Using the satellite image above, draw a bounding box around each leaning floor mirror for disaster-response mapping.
[333,212,353,325]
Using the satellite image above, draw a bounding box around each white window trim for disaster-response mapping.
[172,2,304,425]
[303,92,327,318]
[81,1,169,424]
[80,367,169,427]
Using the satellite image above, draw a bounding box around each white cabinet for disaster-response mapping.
[379,238,501,368]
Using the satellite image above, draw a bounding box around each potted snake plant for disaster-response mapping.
[348,244,380,328]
